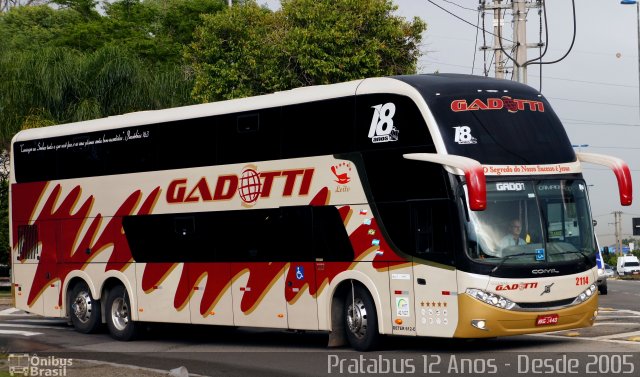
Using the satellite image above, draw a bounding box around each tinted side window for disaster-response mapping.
[282,97,355,158]
[217,108,281,164]
[377,200,456,265]
[214,207,312,262]
[125,206,353,263]
[14,142,58,182]
[155,117,217,170]
[312,206,354,261]
[355,94,433,151]
[362,148,447,202]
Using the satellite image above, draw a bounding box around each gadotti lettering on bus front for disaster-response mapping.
[166,167,315,204]
[450,97,545,112]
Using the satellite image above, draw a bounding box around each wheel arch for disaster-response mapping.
[100,270,138,322]
[63,271,98,318]
[326,270,391,347]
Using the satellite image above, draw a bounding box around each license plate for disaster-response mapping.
[633,271,639,275]
[536,314,559,326]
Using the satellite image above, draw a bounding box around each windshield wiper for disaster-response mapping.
[549,250,591,265]
[490,252,533,275]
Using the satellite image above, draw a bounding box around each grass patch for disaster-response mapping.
[619,274,640,280]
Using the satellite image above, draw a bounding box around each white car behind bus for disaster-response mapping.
[617,255,640,276]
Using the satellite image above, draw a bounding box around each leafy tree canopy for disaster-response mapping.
[0,0,226,63]
[188,0,426,102]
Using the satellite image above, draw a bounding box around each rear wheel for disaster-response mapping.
[106,285,138,341]
[68,281,102,333]
[344,284,380,351]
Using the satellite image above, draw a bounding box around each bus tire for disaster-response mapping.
[69,281,102,334]
[344,284,380,351]
[106,285,138,341]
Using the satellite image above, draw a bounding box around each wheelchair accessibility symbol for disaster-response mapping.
[295,266,304,280]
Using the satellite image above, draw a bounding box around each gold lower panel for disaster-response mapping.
[453,293,598,338]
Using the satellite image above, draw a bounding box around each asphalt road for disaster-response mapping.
[0,279,639,377]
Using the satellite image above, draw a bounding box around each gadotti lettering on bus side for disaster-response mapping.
[450,98,545,112]
[166,168,315,203]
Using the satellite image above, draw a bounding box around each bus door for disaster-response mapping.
[410,201,459,337]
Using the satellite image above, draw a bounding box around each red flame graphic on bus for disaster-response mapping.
[13,182,406,315]
[12,182,161,307]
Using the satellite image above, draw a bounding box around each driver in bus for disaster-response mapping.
[499,218,527,249]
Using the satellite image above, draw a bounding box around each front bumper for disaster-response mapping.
[453,292,598,338]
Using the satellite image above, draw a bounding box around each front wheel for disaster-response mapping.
[106,285,138,341]
[68,281,102,333]
[344,284,380,351]
[599,283,608,295]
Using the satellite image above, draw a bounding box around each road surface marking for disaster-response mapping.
[0,329,42,336]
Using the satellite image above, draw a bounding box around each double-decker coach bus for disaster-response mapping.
[10,74,632,351]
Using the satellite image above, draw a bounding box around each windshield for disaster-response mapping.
[464,179,595,266]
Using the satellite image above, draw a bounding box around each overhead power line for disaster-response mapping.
[547,97,637,108]
[426,0,514,43]
[440,0,477,12]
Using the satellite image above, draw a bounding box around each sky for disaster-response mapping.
[261,0,640,247]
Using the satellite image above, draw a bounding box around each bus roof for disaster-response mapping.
[12,73,537,144]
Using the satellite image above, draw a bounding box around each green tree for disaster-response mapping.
[188,0,426,101]
[188,1,282,102]
[103,0,226,64]
[52,0,100,20]
[0,46,195,149]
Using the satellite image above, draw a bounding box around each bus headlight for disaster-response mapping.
[574,284,597,304]
[466,288,516,310]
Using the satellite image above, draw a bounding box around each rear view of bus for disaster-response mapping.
[390,75,632,339]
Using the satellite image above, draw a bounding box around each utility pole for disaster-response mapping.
[481,0,508,79]
[614,211,623,256]
[493,0,506,79]
[512,0,527,83]
[480,1,543,83]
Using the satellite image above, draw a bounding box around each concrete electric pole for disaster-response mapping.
[614,211,624,255]
[493,0,506,79]
[513,0,527,83]
[480,0,543,83]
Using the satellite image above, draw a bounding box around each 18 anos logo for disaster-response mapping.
[368,103,399,143]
